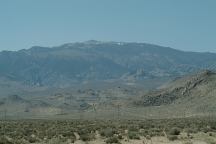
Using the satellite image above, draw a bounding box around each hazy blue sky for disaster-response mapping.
[0,0,215,52]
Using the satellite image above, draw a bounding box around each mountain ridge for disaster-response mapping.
[1,41,216,87]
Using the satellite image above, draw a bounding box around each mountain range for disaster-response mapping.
[1,41,216,119]
[1,40,216,87]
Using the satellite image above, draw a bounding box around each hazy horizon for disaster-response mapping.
[0,0,216,52]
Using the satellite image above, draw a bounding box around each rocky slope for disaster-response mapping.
[134,70,216,116]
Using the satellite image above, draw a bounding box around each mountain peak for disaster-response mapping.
[84,40,102,44]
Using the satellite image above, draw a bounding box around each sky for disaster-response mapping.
[0,0,215,52]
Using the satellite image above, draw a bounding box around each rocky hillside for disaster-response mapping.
[1,40,216,87]
[134,70,216,115]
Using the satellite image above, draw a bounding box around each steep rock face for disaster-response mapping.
[1,41,216,87]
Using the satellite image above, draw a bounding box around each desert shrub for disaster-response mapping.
[206,139,216,144]
[186,133,193,139]
[148,128,163,137]
[167,135,178,141]
[146,135,151,140]
[77,128,91,135]
[117,134,123,140]
[14,139,29,144]
[27,137,38,143]
[140,129,148,137]
[45,130,57,139]
[0,136,13,144]
[80,133,95,141]
[119,124,128,129]
[128,131,140,140]
[168,127,181,135]
[138,123,145,129]
[62,130,73,137]
[184,141,193,144]
[210,125,216,130]
[105,136,119,144]
[3,117,216,144]
[100,128,117,138]
[201,127,211,133]
[47,138,63,144]
[128,125,139,132]
[185,128,198,134]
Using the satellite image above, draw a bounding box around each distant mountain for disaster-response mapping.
[134,70,216,116]
[1,40,216,87]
